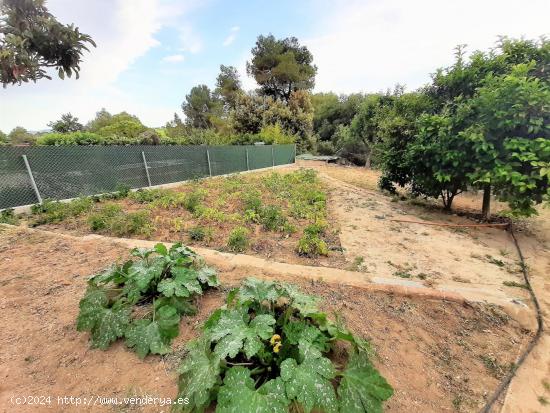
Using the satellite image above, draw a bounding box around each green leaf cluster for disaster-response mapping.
[76,242,219,358]
[176,277,393,412]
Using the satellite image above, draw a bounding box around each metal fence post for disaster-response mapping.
[206,148,212,176]
[245,148,250,171]
[271,145,275,169]
[294,144,297,163]
[22,154,42,204]
[141,151,152,187]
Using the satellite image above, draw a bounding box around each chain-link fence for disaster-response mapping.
[0,144,296,209]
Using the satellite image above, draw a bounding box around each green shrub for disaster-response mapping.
[188,225,214,242]
[297,223,329,256]
[241,190,262,213]
[99,184,131,200]
[183,189,205,213]
[0,208,18,225]
[227,226,249,252]
[87,204,123,231]
[109,211,153,237]
[259,205,287,231]
[36,131,104,146]
[129,188,172,203]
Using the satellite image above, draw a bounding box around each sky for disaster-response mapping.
[1,0,549,132]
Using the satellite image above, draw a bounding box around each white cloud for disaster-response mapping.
[162,54,185,63]
[222,26,240,46]
[179,25,203,53]
[306,0,550,94]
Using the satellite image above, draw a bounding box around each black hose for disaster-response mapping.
[479,223,544,413]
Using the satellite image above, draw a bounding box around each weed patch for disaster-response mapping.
[227,226,249,252]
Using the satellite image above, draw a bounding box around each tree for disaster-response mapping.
[231,91,314,151]
[86,108,113,132]
[0,130,7,145]
[87,111,146,139]
[8,126,35,145]
[215,65,242,111]
[312,93,365,143]
[463,64,550,217]
[405,112,474,210]
[231,93,270,135]
[0,0,95,86]
[48,113,83,133]
[181,85,222,129]
[348,95,388,168]
[247,34,316,101]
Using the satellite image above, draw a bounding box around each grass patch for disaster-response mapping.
[88,204,153,236]
[31,197,94,225]
[0,208,18,225]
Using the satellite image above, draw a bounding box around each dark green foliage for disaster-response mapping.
[188,226,206,241]
[176,278,393,412]
[47,113,83,133]
[247,34,317,101]
[377,38,549,216]
[7,126,35,145]
[1,0,95,86]
[227,226,249,252]
[182,85,222,129]
[76,243,219,358]
[215,64,242,111]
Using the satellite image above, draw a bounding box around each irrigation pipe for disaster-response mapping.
[392,217,543,412]
[479,223,544,413]
[389,218,509,228]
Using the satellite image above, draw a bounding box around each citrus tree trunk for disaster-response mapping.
[364,152,371,169]
[482,184,491,220]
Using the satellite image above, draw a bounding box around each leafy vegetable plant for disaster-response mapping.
[176,278,393,412]
[76,242,219,358]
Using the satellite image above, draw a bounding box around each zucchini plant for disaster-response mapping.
[76,242,219,358]
[177,278,393,412]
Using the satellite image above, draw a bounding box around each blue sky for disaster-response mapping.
[1,0,549,132]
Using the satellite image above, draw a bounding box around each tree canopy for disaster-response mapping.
[0,0,95,86]
[215,65,242,111]
[48,113,83,133]
[247,34,317,101]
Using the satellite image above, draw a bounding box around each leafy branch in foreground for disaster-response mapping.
[76,243,219,358]
[176,278,393,412]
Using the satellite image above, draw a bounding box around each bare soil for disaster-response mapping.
[0,227,531,413]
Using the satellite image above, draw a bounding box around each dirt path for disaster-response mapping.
[0,226,531,412]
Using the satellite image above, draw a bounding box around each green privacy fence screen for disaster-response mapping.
[0,144,295,209]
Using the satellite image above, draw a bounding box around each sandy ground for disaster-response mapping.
[301,161,550,413]
[0,227,531,413]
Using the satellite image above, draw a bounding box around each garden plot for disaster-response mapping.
[18,168,345,267]
[0,227,530,413]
